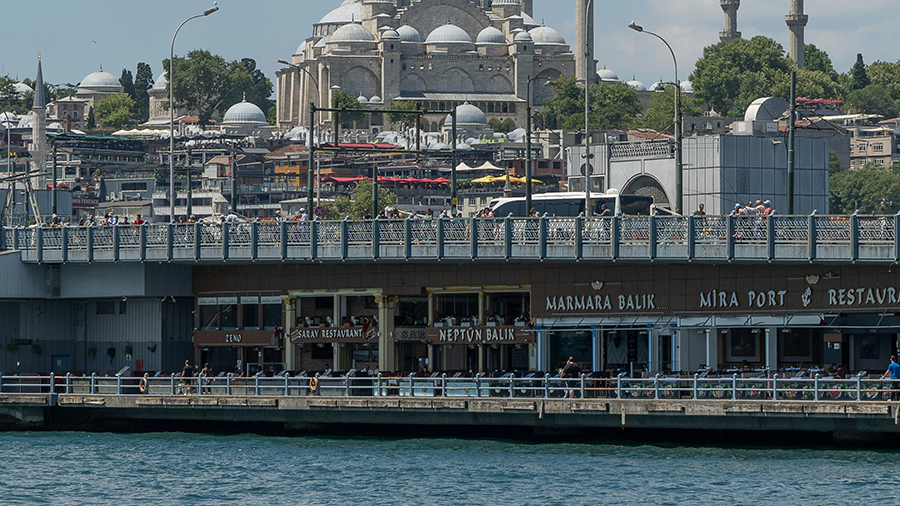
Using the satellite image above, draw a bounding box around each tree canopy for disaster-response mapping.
[133,63,154,122]
[541,76,640,130]
[845,84,897,118]
[830,164,900,214]
[92,93,137,129]
[386,100,419,126]
[641,85,702,133]
[323,179,397,219]
[331,89,367,124]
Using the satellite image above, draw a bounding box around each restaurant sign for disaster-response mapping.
[424,325,530,344]
[290,326,378,343]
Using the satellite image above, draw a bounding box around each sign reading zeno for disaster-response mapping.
[700,290,788,309]
[225,334,242,343]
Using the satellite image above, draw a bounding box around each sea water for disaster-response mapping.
[0,432,897,505]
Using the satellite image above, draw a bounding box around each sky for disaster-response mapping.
[2,0,898,92]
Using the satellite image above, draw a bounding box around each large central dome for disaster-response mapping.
[79,69,122,90]
[426,23,472,44]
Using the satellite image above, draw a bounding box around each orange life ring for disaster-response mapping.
[309,377,319,393]
[139,377,148,394]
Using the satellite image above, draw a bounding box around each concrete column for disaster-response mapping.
[706,328,719,371]
[376,295,399,372]
[765,327,778,371]
[592,329,601,372]
[676,330,691,372]
[281,296,296,371]
[648,329,659,372]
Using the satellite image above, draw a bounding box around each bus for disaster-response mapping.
[489,191,654,217]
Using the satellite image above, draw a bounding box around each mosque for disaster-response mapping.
[275,0,577,135]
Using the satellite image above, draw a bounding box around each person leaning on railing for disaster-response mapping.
[881,355,900,401]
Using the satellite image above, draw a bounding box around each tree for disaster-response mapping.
[93,93,136,129]
[641,85,702,133]
[542,76,640,130]
[846,84,897,118]
[323,179,397,219]
[804,44,839,83]
[830,165,900,214]
[119,69,136,102]
[849,53,870,91]
[133,62,154,122]
[386,100,419,127]
[331,89,366,124]
[164,49,231,126]
[865,60,900,105]
[86,108,96,130]
[828,150,843,176]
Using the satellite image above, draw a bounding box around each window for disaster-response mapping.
[262,301,281,329]
[315,296,334,309]
[435,293,479,322]
[874,143,884,152]
[242,297,260,329]
[219,297,238,330]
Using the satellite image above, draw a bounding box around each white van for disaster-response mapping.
[489,192,654,217]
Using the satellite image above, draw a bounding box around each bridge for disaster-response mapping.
[2,213,899,264]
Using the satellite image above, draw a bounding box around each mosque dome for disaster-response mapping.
[680,80,695,93]
[597,67,619,83]
[357,93,369,104]
[152,73,168,91]
[447,103,487,125]
[369,95,383,104]
[318,1,363,25]
[626,78,647,92]
[330,23,375,43]
[13,83,33,95]
[649,81,665,92]
[223,98,267,124]
[426,23,472,44]
[79,68,123,90]
[529,26,566,45]
[514,31,533,43]
[476,26,506,44]
[397,25,422,43]
[381,28,401,41]
[0,112,18,123]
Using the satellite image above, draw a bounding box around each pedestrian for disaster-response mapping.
[200,362,212,395]
[598,203,613,216]
[762,200,774,215]
[881,355,900,401]
[693,203,706,216]
[561,356,581,399]
[181,360,195,395]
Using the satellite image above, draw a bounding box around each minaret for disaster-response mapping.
[29,56,48,176]
[786,0,808,68]
[521,0,533,17]
[575,0,595,84]
[719,0,740,42]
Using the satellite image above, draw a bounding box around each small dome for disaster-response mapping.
[447,103,487,125]
[430,142,452,150]
[223,98,267,124]
[357,93,369,104]
[0,112,18,122]
[381,29,400,41]
[152,73,168,91]
[318,2,363,25]
[529,26,566,45]
[476,26,506,44]
[426,23,472,44]
[680,80,694,93]
[330,23,375,43]
[597,67,619,82]
[514,31,533,43]
[13,83,33,95]
[626,78,647,92]
[79,69,123,90]
[397,25,422,43]
[369,95,383,104]
[456,142,473,151]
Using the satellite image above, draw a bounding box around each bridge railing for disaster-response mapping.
[1,373,896,402]
[4,213,899,263]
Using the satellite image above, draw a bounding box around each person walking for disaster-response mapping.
[181,360,196,395]
[561,357,582,399]
[881,355,900,401]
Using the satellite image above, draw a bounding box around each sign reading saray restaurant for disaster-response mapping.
[290,326,378,343]
[424,326,530,344]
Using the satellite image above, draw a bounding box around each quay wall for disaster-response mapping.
[3,394,900,442]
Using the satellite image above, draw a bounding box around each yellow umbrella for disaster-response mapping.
[509,176,543,185]
[471,176,506,184]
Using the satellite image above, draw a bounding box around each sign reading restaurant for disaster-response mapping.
[290,326,378,342]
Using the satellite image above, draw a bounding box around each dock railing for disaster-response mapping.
[2,372,897,402]
[4,213,900,263]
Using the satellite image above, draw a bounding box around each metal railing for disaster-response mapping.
[4,212,900,264]
[1,373,897,402]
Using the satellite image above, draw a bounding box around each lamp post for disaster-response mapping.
[583,0,595,218]
[525,76,551,215]
[169,2,218,222]
[629,21,682,215]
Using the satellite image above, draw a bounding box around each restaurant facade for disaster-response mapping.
[192,261,900,376]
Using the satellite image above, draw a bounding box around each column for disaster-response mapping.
[592,329,601,372]
[765,327,778,371]
[332,294,342,370]
[647,329,659,372]
[376,295,399,372]
[706,328,719,371]
[281,296,296,371]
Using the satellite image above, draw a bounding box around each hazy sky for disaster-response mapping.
[3,0,898,91]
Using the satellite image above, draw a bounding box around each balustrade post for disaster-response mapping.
[476,373,483,398]
[648,214,657,260]
[66,373,71,394]
[36,226,44,263]
[13,227,19,251]
[856,375,862,401]
[539,215,548,259]
[254,374,260,396]
[284,372,290,396]
[509,375,515,398]
[376,373,382,396]
[611,216,620,260]
[0,226,5,253]
[314,373,320,396]
[442,373,448,398]
[772,374,779,400]
[726,215,735,260]
[693,373,699,400]
[542,373,549,399]
[166,223,174,261]
[617,372,624,399]
[654,373,660,400]
[505,215,513,260]
[61,226,69,263]
[372,217,380,260]
[894,212,900,263]
[226,374,232,396]
[112,224,120,262]
[470,217,478,259]
[575,215,584,260]
[580,373,586,399]
[222,222,230,261]
[345,374,351,397]
[436,218,445,259]
[409,373,415,397]
[91,373,97,395]
[850,212,860,262]
[808,212,817,261]
[687,215,696,260]
[814,373,820,401]
[405,218,412,260]
[116,373,122,395]
[250,221,258,260]
[767,215,776,260]
[138,224,146,262]
[0,372,3,393]
[341,218,349,260]
[49,373,55,395]
[732,374,738,400]
[280,220,288,260]
[193,222,201,260]
[310,220,318,260]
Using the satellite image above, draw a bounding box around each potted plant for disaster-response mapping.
[124,345,133,356]
[87,346,97,359]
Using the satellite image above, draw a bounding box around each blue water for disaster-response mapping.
[0,432,897,505]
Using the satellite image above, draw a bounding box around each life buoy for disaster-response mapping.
[139,377,148,394]
[309,377,318,393]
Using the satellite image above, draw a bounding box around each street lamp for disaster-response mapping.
[277,59,321,212]
[583,0,595,218]
[629,21,682,215]
[525,76,551,215]
[169,2,218,222]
